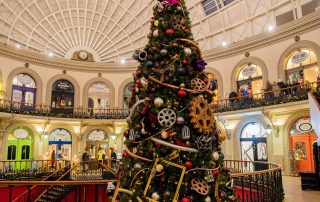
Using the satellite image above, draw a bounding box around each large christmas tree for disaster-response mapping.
[115,0,235,201]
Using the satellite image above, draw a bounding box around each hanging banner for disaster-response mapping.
[291,51,309,64]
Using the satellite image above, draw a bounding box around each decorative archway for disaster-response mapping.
[118,77,134,109]
[46,74,80,108]
[82,77,115,109]
[277,40,320,82]
[48,128,72,160]
[231,57,269,93]
[6,67,43,105]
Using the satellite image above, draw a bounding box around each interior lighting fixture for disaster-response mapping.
[267,25,275,32]
[119,59,126,64]
[15,44,21,49]
[48,52,54,57]
[221,41,227,47]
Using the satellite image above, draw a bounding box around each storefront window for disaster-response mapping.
[88,82,110,110]
[12,73,36,108]
[237,64,263,97]
[86,130,109,160]
[285,49,318,85]
[48,128,72,160]
[51,80,74,113]
[123,82,135,109]
[289,117,317,172]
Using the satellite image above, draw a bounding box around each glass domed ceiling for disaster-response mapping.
[0,0,298,62]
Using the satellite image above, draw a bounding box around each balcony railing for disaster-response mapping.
[0,99,129,119]
[214,81,319,113]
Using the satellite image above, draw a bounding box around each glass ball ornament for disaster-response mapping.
[181,196,190,202]
[160,49,168,56]
[134,163,142,171]
[154,97,164,107]
[152,192,160,200]
[156,164,164,173]
[178,89,187,97]
[165,29,174,37]
[177,67,186,75]
[184,47,192,56]
[179,83,185,88]
[219,152,225,160]
[153,29,159,37]
[177,117,185,124]
[154,20,159,27]
[204,196,211,202]
[146,61,154,67]
[212,152,220,161]
[161,131,168,139]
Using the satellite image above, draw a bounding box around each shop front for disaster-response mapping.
[11,73,36,110]
[51,80,74,114]
[48,128,72,161]
[86,130,109,160]
[6,126,33,169]
[237,64,263,98]
[88,82,110,113]
[289,117,317,174]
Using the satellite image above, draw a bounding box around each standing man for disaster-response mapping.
[110,148,117,169]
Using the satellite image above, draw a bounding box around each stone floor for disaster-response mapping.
[283,176,320,202]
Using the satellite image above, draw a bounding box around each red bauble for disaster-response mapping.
[136,79,141,84]
[185,161,192,169]
[203,78,208,83]
[182,59,188,65]
[213,169,219,177]
[136,69,142,75]
[184,28,190,33]
[166,29,174,37]
[151,46,157,53]
[151,87,156,92]
[122,151,128,158]
[178,89,187,97]
[181,197,190,202]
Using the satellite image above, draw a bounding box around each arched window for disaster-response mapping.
[123,82,135,109]
[86,129,109,159]
[48,128,72,160]
[237,64,263,96]
[240,122,268,168]
[51,80,75,112]
[285,49,318,85]
[12,73,37,108]
[88,82,110,109]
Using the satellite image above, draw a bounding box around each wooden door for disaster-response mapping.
[290,133,317,172]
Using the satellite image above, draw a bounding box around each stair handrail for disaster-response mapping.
[33,162,80,202]
[97,161,117,175]
[12,163,72,202]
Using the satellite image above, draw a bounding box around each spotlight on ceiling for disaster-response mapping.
[48,52,54,57]
[119,59,126,64]
[267,25,275,32]
[221,41,227,47]
[15,44,21,49]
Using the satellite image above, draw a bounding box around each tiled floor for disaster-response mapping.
[283,176,320,202]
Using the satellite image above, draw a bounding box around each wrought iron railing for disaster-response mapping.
[0,160,70,180]
[225,160,284,202]
[0,99,129,119]
[213,81,319,113]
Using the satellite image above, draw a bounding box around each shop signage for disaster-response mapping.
[296,118,313,132]
[13,129,29,139]
[88,130,106,141]
[90,83,108,93]
[57,82,70,90]
[242,65,257,77]
[17,74,32,85]
[291,51,309,64]
[49,129,72,141]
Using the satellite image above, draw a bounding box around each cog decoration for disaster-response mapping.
[158,108,176,127]
[189,96,215,135]
[191,78,206,91]
[172,15,185,30]
[191,178,209,195]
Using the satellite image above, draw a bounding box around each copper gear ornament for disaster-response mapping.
[189,96,215,135]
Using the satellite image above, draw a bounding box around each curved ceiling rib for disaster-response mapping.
[0,0,300,62]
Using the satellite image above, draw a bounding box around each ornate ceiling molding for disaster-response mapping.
[0,12,319,72]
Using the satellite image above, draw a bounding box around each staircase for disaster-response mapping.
[36,185,73,202]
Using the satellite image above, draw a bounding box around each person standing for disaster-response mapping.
[50,150,56,169]
[110,148,117,169]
